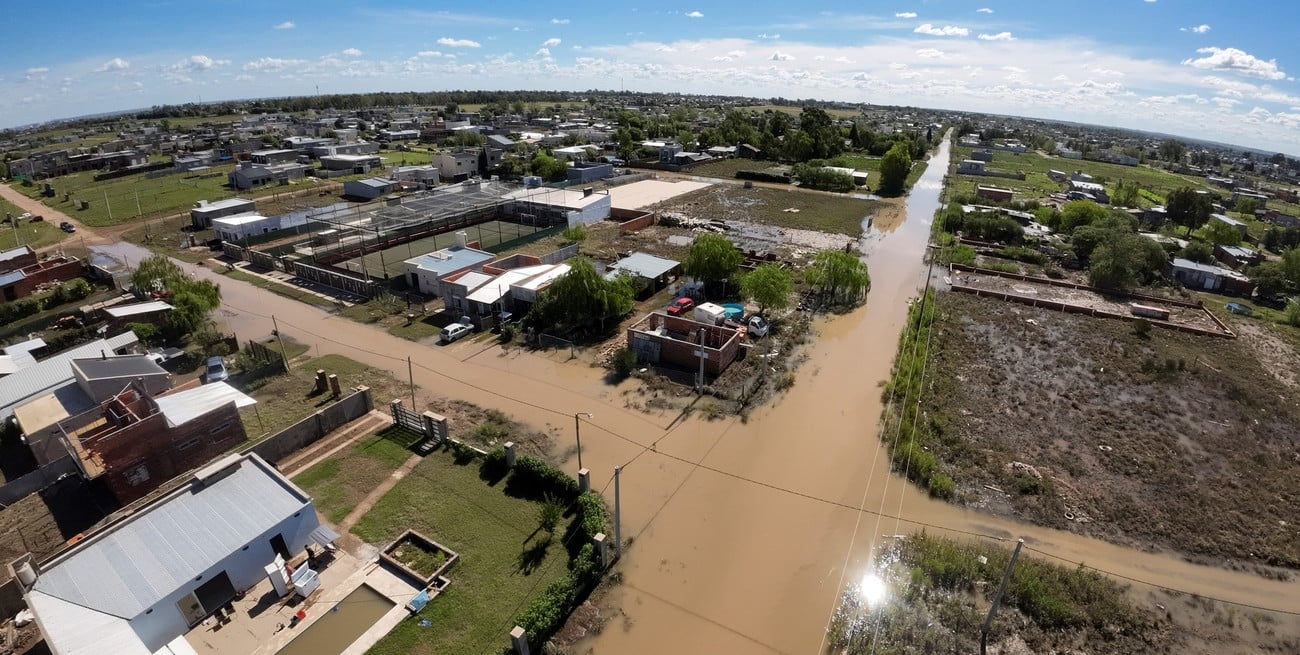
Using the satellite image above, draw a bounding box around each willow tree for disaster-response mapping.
[528,257,634,332]
[807,250,870,307]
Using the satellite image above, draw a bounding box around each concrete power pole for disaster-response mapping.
[981,539,1024,655]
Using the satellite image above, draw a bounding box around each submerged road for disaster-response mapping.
[50,140,1300,651]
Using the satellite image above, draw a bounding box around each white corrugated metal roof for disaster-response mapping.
[467,265,551,304]
[0,333,139,419]
[514,264,570,292]
[153,382,256,427]
[104,300,173,318]
[32,455,311,621]
[26,591,151,655]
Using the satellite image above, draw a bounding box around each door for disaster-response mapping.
[270,534,290,561]
[194,571,236,617]
[177,592,205,626]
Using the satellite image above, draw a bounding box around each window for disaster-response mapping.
[208,421,232,436]
[124,463,150,486]
[175,437,201,451]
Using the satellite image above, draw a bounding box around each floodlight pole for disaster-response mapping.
[980,539,1024,655]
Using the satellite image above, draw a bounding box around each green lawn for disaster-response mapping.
[292,426,422,523]
[946,146,1221,205]
[351,446,575,655]
[218,267,341,309]
[240,354,408,439]
[0,195,69,250]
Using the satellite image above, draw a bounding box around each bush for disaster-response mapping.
[576,491,608,542]
[561,225,588,243]
[927,473,956,499]
[516,543,604,647]
[1001,246,1047,265]
[127,322,160,345]
[509,455,580,502]
[1287,300,1300,327]
[947,244,976,266]
[609,347,637,379]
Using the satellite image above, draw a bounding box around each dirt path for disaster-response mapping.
[0,183,111,246]
[337,452,423,533]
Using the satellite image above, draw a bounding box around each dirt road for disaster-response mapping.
[73,141,1300,652]
[0,183,111,246]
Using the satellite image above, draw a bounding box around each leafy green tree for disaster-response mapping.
[1203,220,1242,246]
[740,264,794,315]
[1179,241,1214,263]
[797,106,843,160]
[529,151,568,181]
[1248,261,1290,298]
[528,258,634,332]
[1288,300,1300,328]
[807,250,870,306]
[683,233,742,292]
[792,164,854,192]
[1059,200,1109,233]
[1086,230,1168,291]
[1158,140,1186,163]
[1110,179,1140,207]
[1235,198,1259,217]
[131,255,221,340]
[1282,248,1300,289]
[877,143,911,196]
[1165,186,1212,235]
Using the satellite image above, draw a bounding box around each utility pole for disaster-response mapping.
[133,190,143,218]
[574,412,592,471]
[981,539,1024,655]
[271,315,289,370]
[103,191,112,222]
[697,328,706,392]
[407,356,416,409]
[613,466,622,558]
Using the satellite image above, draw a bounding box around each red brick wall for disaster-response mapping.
[4,258,85,299]
[628,313,740,375]
[92,402,248,504]
[0,249,38,272]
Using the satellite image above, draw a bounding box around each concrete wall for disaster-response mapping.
[0,456,79,507]
[568,194,612,227]
[249,387,373,464]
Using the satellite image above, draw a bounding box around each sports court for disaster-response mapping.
[336,220,558,278]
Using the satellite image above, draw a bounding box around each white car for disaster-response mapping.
[440,322,472,344]
[747,315,770,338]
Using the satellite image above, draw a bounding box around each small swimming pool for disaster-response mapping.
[276,584,395,655]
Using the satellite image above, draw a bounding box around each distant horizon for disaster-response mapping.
[2,0,1298,154]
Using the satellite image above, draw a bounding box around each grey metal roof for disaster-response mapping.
[0,333,139,420]
[0,246,32,263]
[32,454,311,619]
[71,354,166,381]
[154,381,256,427]
[608,252,681,280]
[1172,258,1222,274]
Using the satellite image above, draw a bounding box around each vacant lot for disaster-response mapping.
[655,184,878,237]
[240,354,407,440]
[292,425,422,523]
[687,158,788,180]
[916,292,1300,573]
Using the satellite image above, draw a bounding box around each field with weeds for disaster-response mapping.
[239,354,407,440]
[655,184,877,237]
[905,291,1300,575]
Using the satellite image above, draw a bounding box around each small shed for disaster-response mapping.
[604,252,682,296]
[344,177,398,200]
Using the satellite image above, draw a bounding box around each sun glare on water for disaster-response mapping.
[859,572,889,607]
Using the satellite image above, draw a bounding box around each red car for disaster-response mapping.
[667,297,695,316]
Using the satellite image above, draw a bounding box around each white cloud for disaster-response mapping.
[1182,47,1286,80]
[341,48,363,57]
[895,12,917,18]
[976,7,993,13]
[536,48,552,58]
[551,18,570,24]
[1180,24,1211,33]
[417,50,442,58]
[915,48,945,59]
[242,57,306,72]
[24,67,49,80]
[94,58,130,73]
[978,32,1015,41]
[757,33,780,39]
[686,10,704,18]
[437,37,481,48]
[170,55,229,72]
[914,24,969,37]
[273,21,295,30]
[770,51,794,61]
[542,38,561,47]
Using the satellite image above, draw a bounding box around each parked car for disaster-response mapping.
[747,315,770,338]
[440,322,472,344]
[667,297,695,316]
[59,221,75,233]
[203,356,229,383]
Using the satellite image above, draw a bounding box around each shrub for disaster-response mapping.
[509,455,580,502]
[561,225,588,243]
[128,322,160,345]
[1001,246,1047,265]
[538,494,564,534]
[947,244,976,266]
[609,347,637,379]
[576,491,608,542]
[927,473,956,499]
[1287,300,1300,328]
[516,544,604,647]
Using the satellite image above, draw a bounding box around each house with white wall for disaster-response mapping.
[12,452,331,655]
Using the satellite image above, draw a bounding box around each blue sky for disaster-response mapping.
[3,0,1299,154]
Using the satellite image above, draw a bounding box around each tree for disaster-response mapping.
[561,225,587,243]
[1203,220,1242,246]
[1110,179,1140,207]
[1059,200,1109,233]
[878,142,911,196]
[740,264,794,315]
[1158,140,1186,163]
[1180,241,1214,263]
[1248,261,1290,299]
[807,250,870,306]
[1086,230,1167,291]
[529,151,568,181]
[528,258,634,332]
[683,233,742,292]
[1235,198,1259,217]
[1165,186,1212,235]
[130,255,221,340]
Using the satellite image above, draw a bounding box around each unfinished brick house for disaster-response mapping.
[627,312,742,376]
[56,379,256,504]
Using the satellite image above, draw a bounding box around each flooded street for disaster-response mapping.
[105,136,1300,652]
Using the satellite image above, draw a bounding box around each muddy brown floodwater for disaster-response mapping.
[99,134,1300,653]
